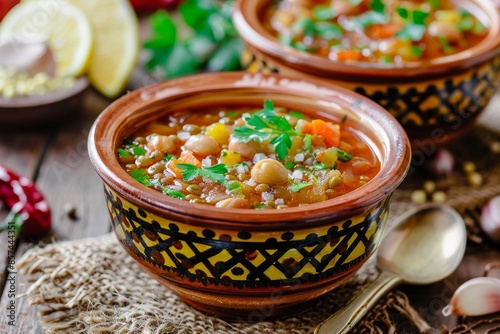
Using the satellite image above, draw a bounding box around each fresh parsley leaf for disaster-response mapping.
[396,23,426,41]
[347,11,387,29]
[233,101,298,160]
[176,163,228,185]
[129,169,151,186]
[117,148,130,156]
[412,10,429,25]
[284,161,296,169]
[314,22,343,40]
[335,148,353,162]
[292,17,316,37]
[370,0,385,14]
[428,0,439,8]
[132,147,146,156]
[290,181,313,192]
[396,7,409,20]
[411,45,423,57]
[313,5,335,21]
[151,179,185,199]
[313,163,333,170]
[438,36,454,54]
[270,133,293,161]
[289,110,304,119]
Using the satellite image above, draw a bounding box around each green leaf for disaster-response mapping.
[334,148,353,162]
[117,148,129,156]
[396,7,409,20]
[146,10,177,48]
[313,5,335,21]
[207,38,243,72]
[233,126,272,143]
[179,0,214,31]
[187,35,217,63]
[176,163,200,181]
[292,17,316,37]
[370,0,385,14]
[151,179,185,199]
[411,45,423,57]
[314,22,343,40]
[289,110,304,119]
[396,23,426,41]
[290,181,313,192]
[132,147,146,155]
[264,100,274,111]
[270,133,292,161]
[412,10,429,25]
[284,161,296,169]
[129,169,151,186]
[205,163,228,174]
[163,44,200,78]
[349,11,387,28]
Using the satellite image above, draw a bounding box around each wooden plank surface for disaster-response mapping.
[0,89,112,333]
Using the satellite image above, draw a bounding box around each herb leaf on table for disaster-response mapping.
[143,0,243,79]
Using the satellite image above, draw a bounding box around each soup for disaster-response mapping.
[117,101,380,209]
[267,0,488,64]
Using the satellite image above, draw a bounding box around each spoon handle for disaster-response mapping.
[315,270,402,334]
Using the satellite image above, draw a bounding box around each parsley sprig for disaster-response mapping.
[176,163,228,185]
[233,101,298,161]
[129,170,185,199]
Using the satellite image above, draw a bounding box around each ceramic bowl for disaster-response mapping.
[88,72,411,320]
[233,0,500,151]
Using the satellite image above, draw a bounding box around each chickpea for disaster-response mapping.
[183,124,201,135]
[146,135,175,154]
[184,134,219,157]
[428,21,462,44]
[251,159,289,185]
[215,197,250,209]
[327,170,342,189]
[228,138,262,159]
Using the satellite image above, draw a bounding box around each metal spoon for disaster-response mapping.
[315,203,467,334]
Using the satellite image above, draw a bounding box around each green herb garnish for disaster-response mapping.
[284,161,296,170]
[151,179,186,199]
[117,148,130,156]
[132,147,146,156]
[129,169,152,186]
[233,101,298,161]
[176,163,228,185]
[290,181,313,193]
[143,0,242,79]
[370,0,385,14]
[313,5,335,21]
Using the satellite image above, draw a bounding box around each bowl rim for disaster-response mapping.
[88,72,411,228]
[233,0,500,79]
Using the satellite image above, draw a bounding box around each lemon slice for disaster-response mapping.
[0,1,93,77]
[60,0,140,98]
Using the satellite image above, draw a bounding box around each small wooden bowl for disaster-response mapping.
[88,72,411,320]
[0,76,88,128]
[233,0,500,151]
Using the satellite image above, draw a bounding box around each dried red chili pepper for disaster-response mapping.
[0,164,51,237]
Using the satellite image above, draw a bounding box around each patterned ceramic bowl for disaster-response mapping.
[233,0,500,152]
[88,72,411,320]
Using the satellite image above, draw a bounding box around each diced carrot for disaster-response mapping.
[334,50,363,62]
[310,119,341,148]
[296,119,312,134]
[168,151,201,178]
[367,24,403,39]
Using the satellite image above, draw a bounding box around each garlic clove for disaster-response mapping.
[480,196,500,243]
[0,38,56,76]
[442,277,500,317]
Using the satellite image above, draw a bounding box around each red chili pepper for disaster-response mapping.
[129,0,181,11]
[0,164,51,237]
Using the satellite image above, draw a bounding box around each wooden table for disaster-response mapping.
[1,69,499,333]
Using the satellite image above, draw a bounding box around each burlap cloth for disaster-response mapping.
[16,99,500,334]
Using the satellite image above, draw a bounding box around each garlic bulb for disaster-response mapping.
[442,277,500,316]
[480,196,500,243]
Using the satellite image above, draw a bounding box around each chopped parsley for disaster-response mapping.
[176,163,228,185]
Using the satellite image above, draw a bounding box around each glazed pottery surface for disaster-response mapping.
[88,72,411,320]
[233,0,500,149]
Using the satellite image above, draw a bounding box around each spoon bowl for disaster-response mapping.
[315,203,467,334]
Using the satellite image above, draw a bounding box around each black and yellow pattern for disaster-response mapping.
[243,49,500,142]
[104,185,390,288]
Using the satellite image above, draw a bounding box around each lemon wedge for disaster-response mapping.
[0,1,93,77]
[61,0,140,98]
